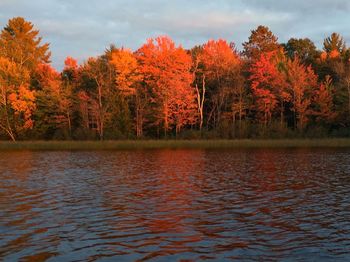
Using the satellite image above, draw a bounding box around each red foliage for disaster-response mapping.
[35,63,61,93]
[64,56,78,70]
[201,39,240,78]
[137,36,197,134]
[249,50,288,124]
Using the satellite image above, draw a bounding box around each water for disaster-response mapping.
[0,149,350,261]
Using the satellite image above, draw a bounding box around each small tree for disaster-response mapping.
[286,57,318,131]
[313,75,337,124]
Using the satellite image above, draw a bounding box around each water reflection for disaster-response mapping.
[0,149,350,261]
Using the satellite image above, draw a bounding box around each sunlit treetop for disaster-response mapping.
[243,25,280,61]
[0,56,30,86]
[33,63,60,92]
[323,32,346,55]
[201,39,240,69]
[110,48,140,96]
[64,56,78,70]
[0,17,51,71]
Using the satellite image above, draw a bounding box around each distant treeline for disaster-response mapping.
[1,17,350,141]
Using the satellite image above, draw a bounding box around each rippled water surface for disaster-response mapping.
[1,149,350,261]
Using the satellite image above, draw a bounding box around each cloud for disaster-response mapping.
[0,0,349,69]
[243,0,350,13]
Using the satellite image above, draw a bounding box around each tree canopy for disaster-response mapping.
[1,17,350,140]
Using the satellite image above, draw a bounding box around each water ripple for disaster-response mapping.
[0,149,350,261]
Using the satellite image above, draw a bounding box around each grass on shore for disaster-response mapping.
[0,139,350,151]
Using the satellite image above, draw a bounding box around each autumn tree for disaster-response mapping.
[334,59,350,123]
[342,62,350,115]
[0,57,35,140]
[286,57,318,131]
[4,16,350,139]
[190,45,206,131]
[0,17,51,140]
[199,39,243,134]
[79,56,116,140]
[249,49,289,128]
[316,33,350,127]
[32,63,76,138]
[61,56,80,136]
[319,33,346,81]
[110,48,145,137]
[137,36,197,136]
[63,56,79,83]
[0,17,50,72]
[243,25,280,61]
[313,75,337,124]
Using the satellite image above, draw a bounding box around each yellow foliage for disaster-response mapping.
[110,49,141,96]
[0,56,35,131]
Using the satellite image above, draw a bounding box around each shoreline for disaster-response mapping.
[1,139,350,150]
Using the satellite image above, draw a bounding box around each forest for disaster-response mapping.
[1,17,350,141]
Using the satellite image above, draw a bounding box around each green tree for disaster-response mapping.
[323,32,346,55]
[61,57,80,137]
[79,57,112,140]
[32,63,72,139]
[283,38,318,65]
[243,25,280,61]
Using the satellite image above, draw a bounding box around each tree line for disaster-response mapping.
[1,17,350,141]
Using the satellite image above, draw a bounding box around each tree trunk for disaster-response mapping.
[2,91,16,141]
[136,95,140,138]
[239,87,243,138]
[97,83,103,140]
[164,98,169,138]
[347,82,350,120]
[232,112,236,138]
[195,74,206,132]
[280,101,284,129]
[67,111,72,137]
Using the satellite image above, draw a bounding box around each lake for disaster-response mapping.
[0,149,350,261]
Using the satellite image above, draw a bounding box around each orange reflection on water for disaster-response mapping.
[146,150,204,231]
[96,150,206,258]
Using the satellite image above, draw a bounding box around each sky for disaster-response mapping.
[0,0,349,70]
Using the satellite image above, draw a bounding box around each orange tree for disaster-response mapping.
[286,57,318,131]
[0,57,35,140]
[249,50,289,127]
[136,36,197,136]
[110,48,146,137]
[200,39,242,131]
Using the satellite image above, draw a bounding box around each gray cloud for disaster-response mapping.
[243,0,350,13]
[0,0,349,69]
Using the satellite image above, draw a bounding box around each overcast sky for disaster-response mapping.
[0,0,349,69]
